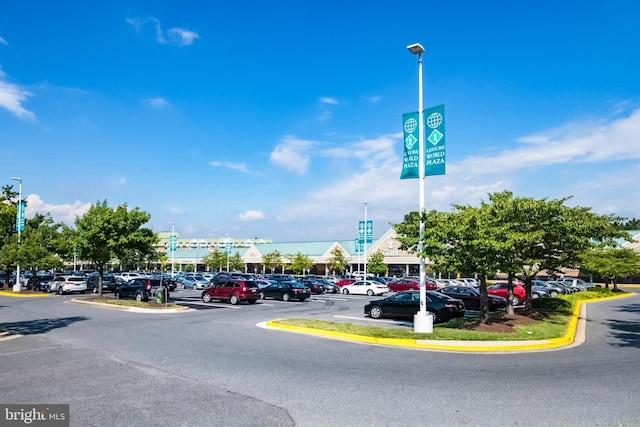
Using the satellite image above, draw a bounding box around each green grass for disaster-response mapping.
[272,288,627,341]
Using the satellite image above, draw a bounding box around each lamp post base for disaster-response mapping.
[13,283,22,293]
[414,311,433,333]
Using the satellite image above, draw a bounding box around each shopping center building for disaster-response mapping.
[156,228,423,276]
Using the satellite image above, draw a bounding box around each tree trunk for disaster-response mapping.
[478,273,489,323]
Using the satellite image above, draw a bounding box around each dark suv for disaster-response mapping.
[86,273,119,293]
[115,277,170,302]
[201,279,261,305]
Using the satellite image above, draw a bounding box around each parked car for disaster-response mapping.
[388,278,438,292]
[318,278,339,293]
[300,278,326,294]
[181,274,210,290]
[86,272,119,293]
[364,290,466,323]
[341,280,389,296]
[265,274,297,282]
[531,280,566,297]
[201,279,261,305]
[439,286,506,311]
[114,277,170,302]
[336,277,356,287]
[486,282,527,306]
[554,277,592,291]
[260,282,311,302]
[47,275,87,294]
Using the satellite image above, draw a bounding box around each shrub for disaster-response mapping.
[532,297,573,314]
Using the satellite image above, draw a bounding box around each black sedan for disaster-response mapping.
[439,286,507,311]
[364,290,465,323]
[260,281,311,302]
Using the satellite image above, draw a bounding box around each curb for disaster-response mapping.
[0,290,49,298]
[71,298,194,313]
[262,293,635,353]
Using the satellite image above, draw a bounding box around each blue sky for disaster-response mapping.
[2,1,640,242]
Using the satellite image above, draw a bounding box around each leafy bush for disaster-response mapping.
[532,297,573,314]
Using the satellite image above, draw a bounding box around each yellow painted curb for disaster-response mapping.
[0,290,49,298]
[265,293,635,353]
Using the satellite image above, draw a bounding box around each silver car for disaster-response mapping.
[47,275,87,294]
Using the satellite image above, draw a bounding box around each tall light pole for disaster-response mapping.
[361,201,368,283]
[407,43,433,333]
[11,177,22,292]
[226,234,230,272]
[169,222,175,278]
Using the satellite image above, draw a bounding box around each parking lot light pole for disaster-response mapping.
[361,201,368,283]
[170,222,175,278]
[407,43,433,333]
[11,177,22,293]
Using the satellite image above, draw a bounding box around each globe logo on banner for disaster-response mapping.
[426,112,442,129]
[404,117,418,134]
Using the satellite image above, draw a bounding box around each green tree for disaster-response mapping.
[327,246,349,275]
[367,250,387,276]
[0,185,20,286]
[579,247,640,290]
[202,250,226,271]
[287,252,313,274]
[75,200,156,296]
[262,250,283,274]
[229,252,245,271]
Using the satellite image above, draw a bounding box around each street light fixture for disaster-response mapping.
[407,42,433,333]
[11,177,22,293]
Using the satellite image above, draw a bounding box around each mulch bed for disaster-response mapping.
[460,312,541,333]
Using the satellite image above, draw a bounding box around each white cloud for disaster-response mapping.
[270,135,315,174]
[319,97,339,105]
[209,160,263,175]
[142,97,168,108]
[366,95,382,104]
[238,210,265,221]
[0,36,8,46]
[454,108,640,177]
[167,28,200,46]
[0,67,36,121]
[126,16,199,46]
[25,194,92,225]
[169,207,185,215]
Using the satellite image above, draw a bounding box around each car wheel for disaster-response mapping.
[46,285,51,293]
[58,287,63,295]
[92,287,98,294]
[114,292,120,300]
[550,291,558,297]
[512,296,521,305]
[342,288,349,295]
[230,294,239,305]
[135,293,143,302]
[202,293,212,303]
[369,305,383,319]
[180,283,185,289]
[282,293,291,302]
[367,289,374,296]
[532,293,539,299]
[427,310,440,323]
[260,292,265,300]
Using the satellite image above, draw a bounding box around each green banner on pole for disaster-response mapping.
[400,111,419,179]
[424,104,445,176]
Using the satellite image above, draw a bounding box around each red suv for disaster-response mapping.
[201,279,261,305]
